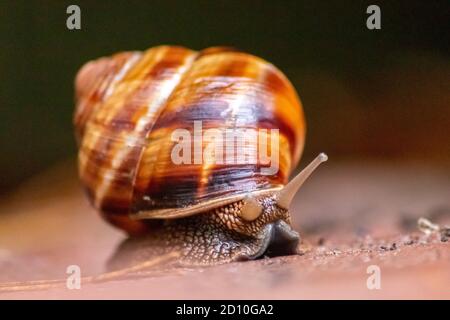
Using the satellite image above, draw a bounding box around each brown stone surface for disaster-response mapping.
[0,159,449,299]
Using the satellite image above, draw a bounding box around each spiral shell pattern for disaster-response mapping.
[74,46,305,233]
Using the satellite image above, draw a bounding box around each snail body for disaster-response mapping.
[74,45,326,267]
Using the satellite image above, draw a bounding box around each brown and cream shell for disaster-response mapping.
[74,45,305,234]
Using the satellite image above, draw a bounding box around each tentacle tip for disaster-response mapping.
[319,152,328,162]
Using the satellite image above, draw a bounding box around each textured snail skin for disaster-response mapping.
[108,196,299,268]
[74,45,305,266]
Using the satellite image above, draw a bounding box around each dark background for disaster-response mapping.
[1,0,449,194]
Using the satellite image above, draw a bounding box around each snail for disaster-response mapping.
[74,45,327,268]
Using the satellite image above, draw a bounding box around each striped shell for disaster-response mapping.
[74,46,305,234]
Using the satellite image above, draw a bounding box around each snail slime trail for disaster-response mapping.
[170,120,280,175]
[74,45,327,269]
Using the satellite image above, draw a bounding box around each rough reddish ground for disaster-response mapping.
[0,159,449,299]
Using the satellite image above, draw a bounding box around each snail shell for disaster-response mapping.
[74,45,305,235]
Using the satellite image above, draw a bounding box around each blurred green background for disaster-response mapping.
[0,0,449,194]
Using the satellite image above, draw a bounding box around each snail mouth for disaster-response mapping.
[245,220,300,260]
